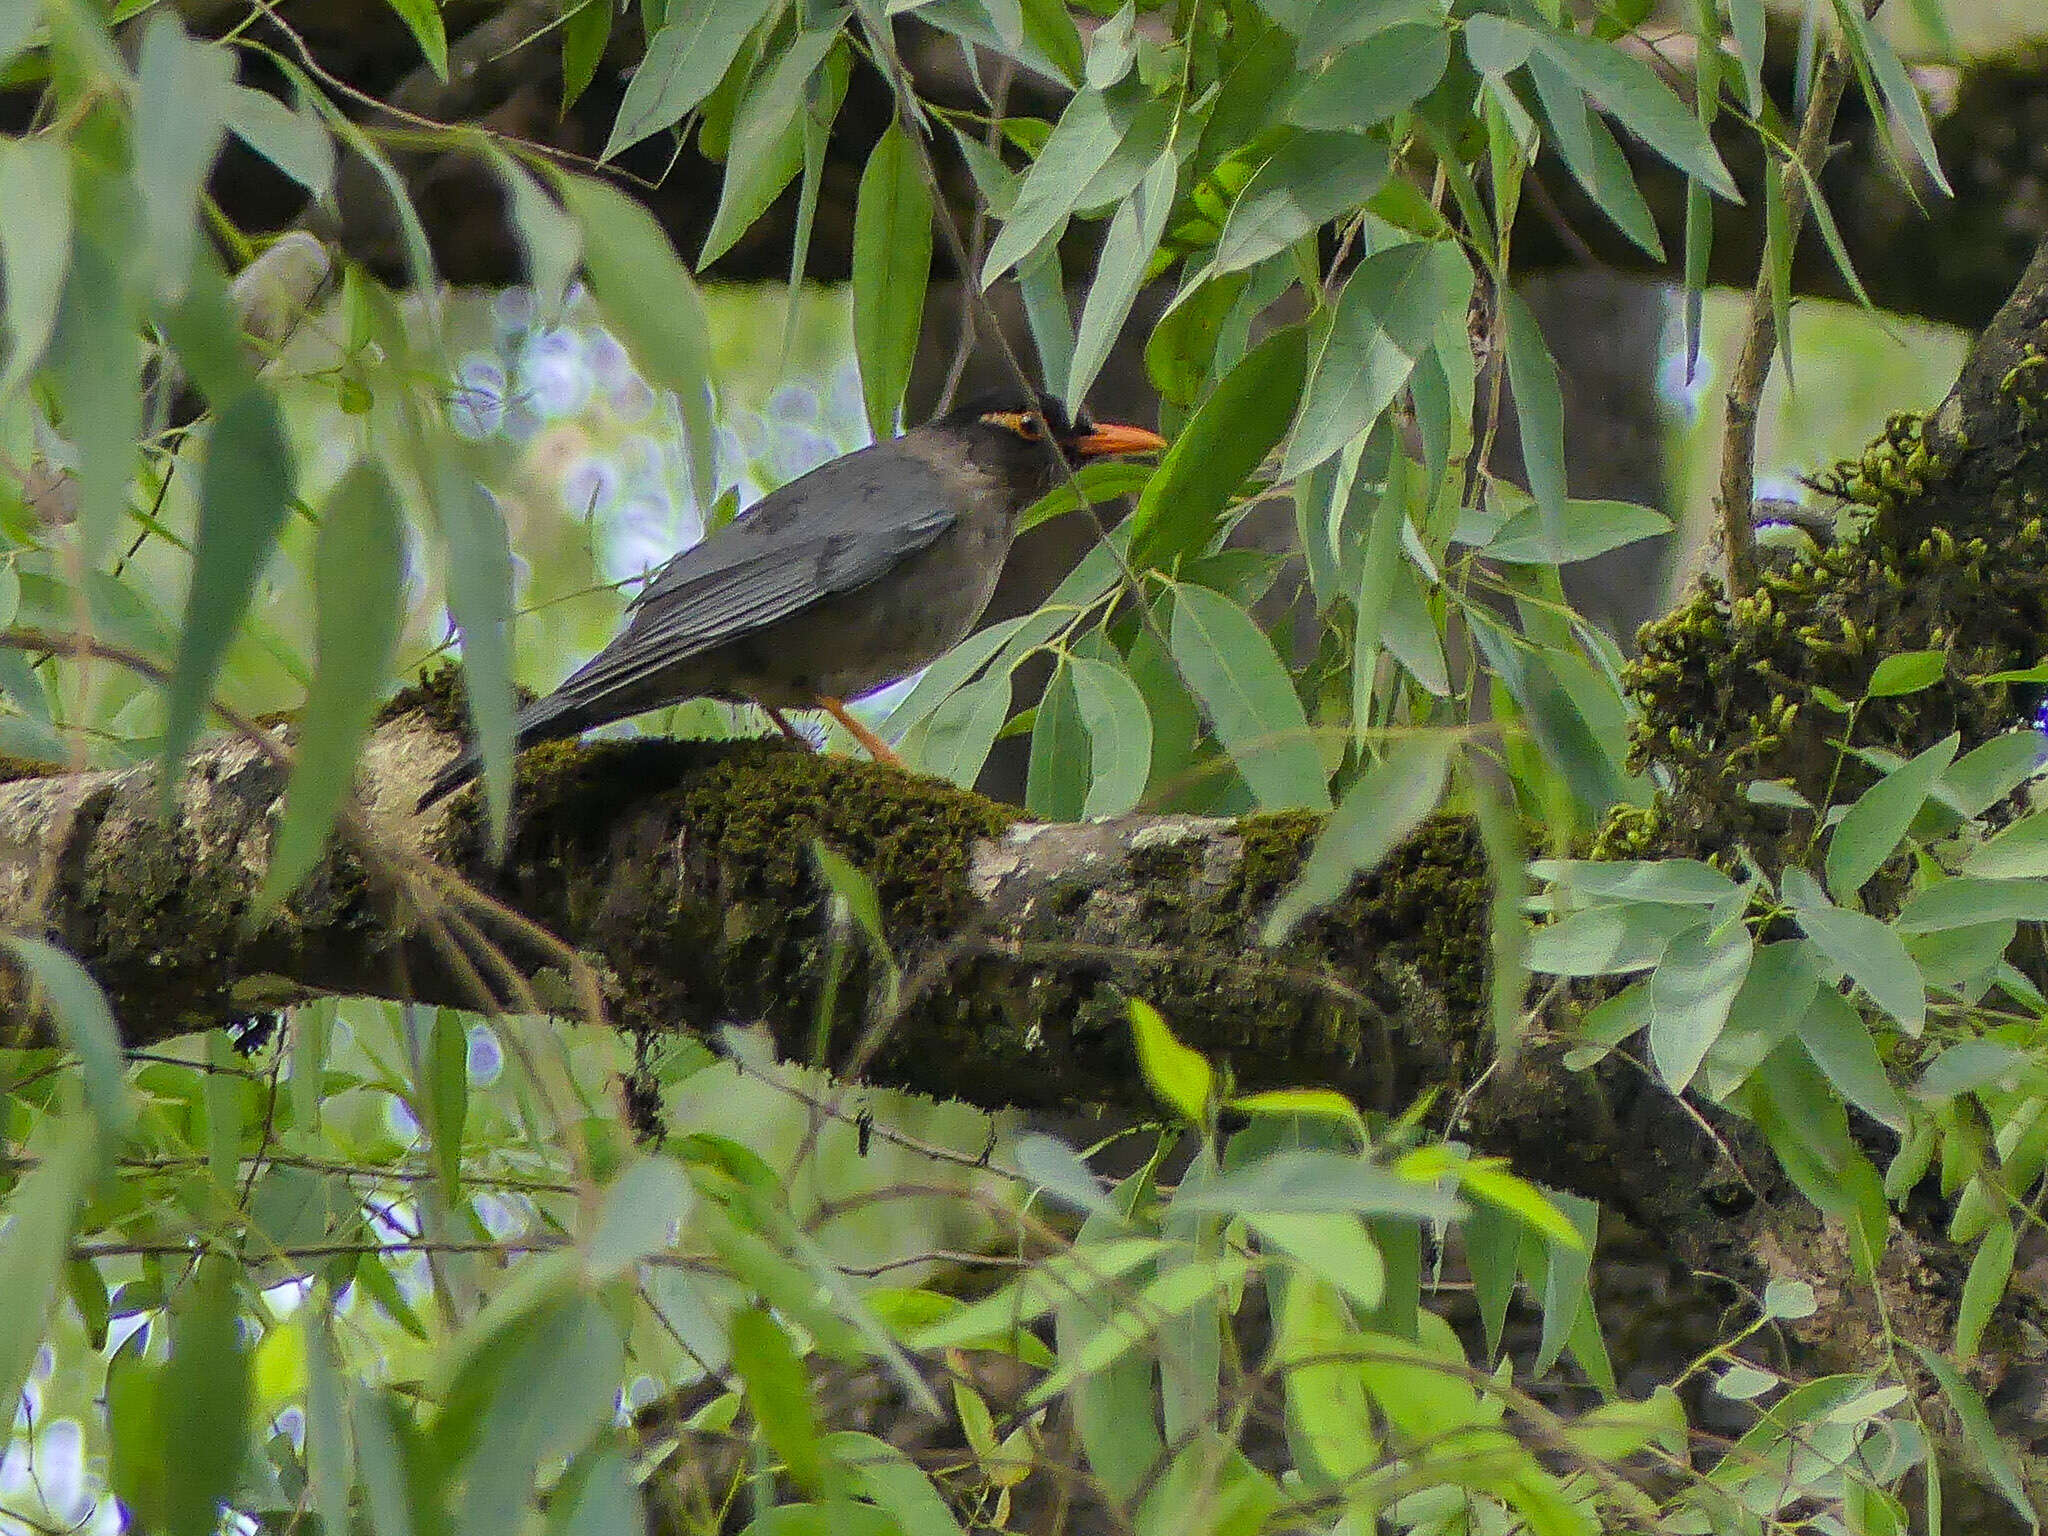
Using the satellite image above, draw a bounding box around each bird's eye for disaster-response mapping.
[1015,414,1045,441]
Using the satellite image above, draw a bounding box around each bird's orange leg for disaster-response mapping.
[759,703,814,748]
[815,695,904,768]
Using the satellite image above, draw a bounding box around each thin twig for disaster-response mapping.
[1716,1,1884,598]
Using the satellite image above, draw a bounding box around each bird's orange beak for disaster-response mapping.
[1073,421,1168,457]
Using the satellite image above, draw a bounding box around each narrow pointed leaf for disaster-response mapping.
[603,0,763,158]
[1070,654,1153,817]
[1066,153,1175,407]
[0,137,70,397]
[163,390,296,801]
[1283,240,1472,476]
[852,121,934,439]
[3,936,135,1137]
[1263,734,1452,942]
[258,461,405,909]
[1168,581,1331,811]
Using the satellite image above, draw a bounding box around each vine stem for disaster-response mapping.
[1716,1,1883,598]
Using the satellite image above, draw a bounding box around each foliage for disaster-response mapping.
[0,0,2039,1532]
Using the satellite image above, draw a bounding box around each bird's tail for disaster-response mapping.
[416,691,595,811]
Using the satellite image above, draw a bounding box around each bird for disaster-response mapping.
[420,388,1167,807]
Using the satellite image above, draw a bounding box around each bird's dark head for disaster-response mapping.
[934,390,1166,493]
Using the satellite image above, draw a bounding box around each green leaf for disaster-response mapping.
[1269,1272,1379,1489]
[560,0,611,113]
[1793,902,1925,1035]
[1461,14,1531,73]
[556,172,715,499]
[3,936,135,1137]
[1528,904,1705,976]
[981,84,1131,287]
[1866,649,1945,697]
[813,843,889,956]
[907,1237,1170,1351]
[1168,580,1331,811]
[1025,657,1089,819]
[880,610,1058,739]
[1906,1343,2035,1529]
[1283,239,1473,477]
[304,1308,351,1536]
[731,1307,832,1496]
[489,149,582,318]
[1532,1190,1600,1376]
[1228,1088,1367,1136]
[1938,730,2042,820]
[1214,131,1388,274]
[1915,1039,2029,1100]
[1070,654,1153,817]
[1128,998,1213,1122]
[1449,1159,1583,1249]
[425,1005,468,1200]
[1130,323,1307,569]
[0,1114,95,1453]
[1761,1278,1817,1320]
[226,82,336,200]
[257,460,405,909]
[1033,1253,1249,1407]
[1896,876,2048,932]
[162,390,296,801]
[1146,271,1247,408]
[50,229,143,565]
[1287,24,1450,131]
[1649,924,1753,1094]
[1502,288,1567,544]
[1016,244,1075,409]
[1964,815,2048,879]
[604,0,764,157]
[1699,938,1820,1100]
[547,1448,641,1536]
[1955,1217,2014,1362]
[1793,986,1906,1132]
[1178,1150,1460,1221]
[1523,50,1661,257]
[913,669,1011,789]
[163,1256,252,1536]
[0,137,71,398]
[1010,1133,1117,1222]
[852,121,934,439]
[1530,26,1738,199]
[381,0,447,75]
[698,31,846,267]
[1263,734,1452,942]
[0,0,38,73]
[454,1294,626,1533]
[825,1433,969,1536]
[1533,857,1738,905]
[1066,152,1176,407]
[1826,733,1958,899]
[136,14,235,297]
[439,475,518,847]
[1469,499,1671,564]
[1837,6,1950,196]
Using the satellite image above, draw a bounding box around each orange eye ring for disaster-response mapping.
[1015,413,1045,441]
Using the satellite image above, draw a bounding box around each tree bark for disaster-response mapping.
[10,234,2048,1468]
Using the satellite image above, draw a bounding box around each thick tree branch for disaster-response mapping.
[0,239,2042,1484]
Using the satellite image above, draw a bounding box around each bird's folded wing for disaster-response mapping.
[553,508,956,704]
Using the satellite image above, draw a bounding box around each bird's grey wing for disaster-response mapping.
[549,507,956,706]
[627,446,951,614]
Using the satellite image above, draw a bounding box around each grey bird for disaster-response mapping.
[421,389,1166,805]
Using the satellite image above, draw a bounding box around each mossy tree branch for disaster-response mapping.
[3,234,2048,1448]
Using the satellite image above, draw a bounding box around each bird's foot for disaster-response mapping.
[761,703,816,749]
[815,696,905,769]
